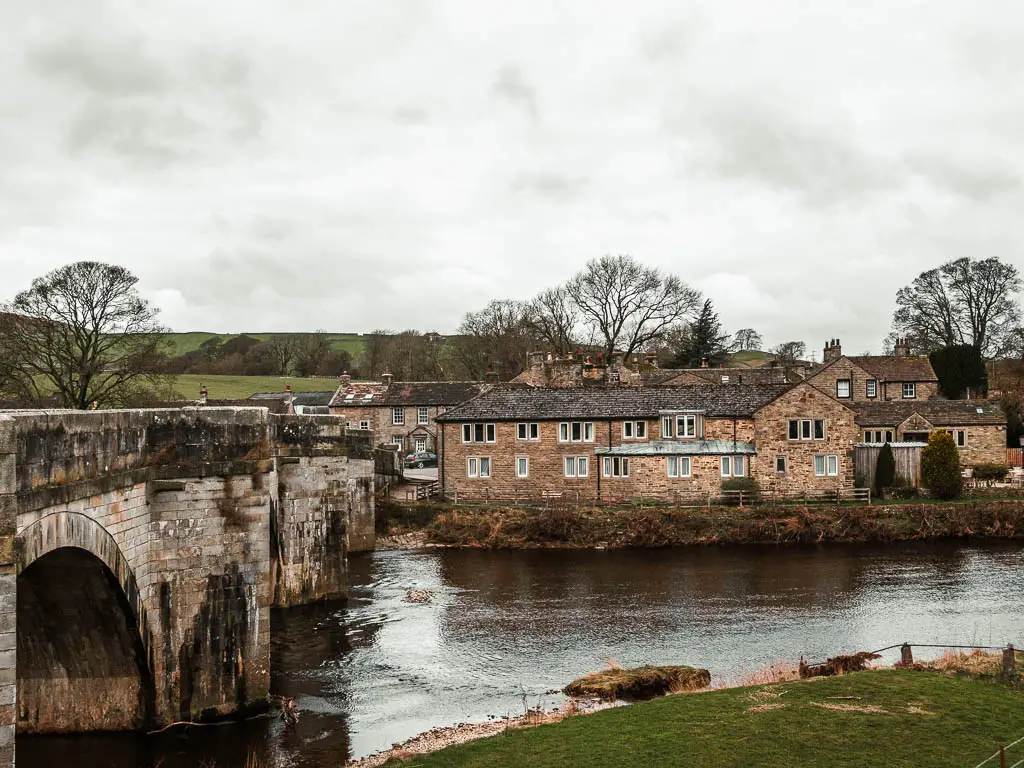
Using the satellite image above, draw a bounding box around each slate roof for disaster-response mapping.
[595,439,757,456]
[845,355,937,382]
[290,391,335,407]
[436,384,793,422]
[656,367,803,386]
[329,381,485,408]
[853,400,1006,427]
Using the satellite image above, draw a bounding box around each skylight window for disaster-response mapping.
[344,394,355,401]
[976,407,984,414]
[363,394,373,401]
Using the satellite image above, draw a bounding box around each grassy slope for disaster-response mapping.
[406,671,1024,768]
[162,332,366,356]
[728,350,775,367]
[168,374,338,400]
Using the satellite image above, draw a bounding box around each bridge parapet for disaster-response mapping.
[0,407,376,761]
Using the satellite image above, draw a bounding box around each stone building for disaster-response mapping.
[805,338,940,402]
[853,400,1007,465]
[436,382,863,500]
[328,372,486,453]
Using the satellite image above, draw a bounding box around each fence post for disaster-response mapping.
[1003,644,1016,677]
[900,644,914,666]
[867,486,872,506]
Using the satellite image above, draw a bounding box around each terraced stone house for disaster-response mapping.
[806,338,940,403]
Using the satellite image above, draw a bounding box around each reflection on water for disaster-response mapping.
[18,540,1024,767]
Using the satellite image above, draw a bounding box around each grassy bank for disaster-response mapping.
[414,499,1024,548]
[168,374,339,400]
[397,669,1023,768]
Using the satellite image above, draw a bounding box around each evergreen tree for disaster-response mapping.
[670,299,730,368]
[875,442,896,497]
[921,431,962,500]
[929,344,988,398]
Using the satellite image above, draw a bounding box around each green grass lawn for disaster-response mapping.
[404,671,1024,768]
[168,374,339,400]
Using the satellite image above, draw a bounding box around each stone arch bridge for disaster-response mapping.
[0,407,378,765]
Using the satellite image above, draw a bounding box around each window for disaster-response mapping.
[392,407,405,425]
[564,456,589,477]
[775,456,787,473]
[559,422,594,442]
[463,423,496,443]
[836,379,851,398]
[391,435,404,449]
[517,423,539,441]
[415,438,426,452]
[863,431,872,443]
[516,456,529,478]
[359,420,370,430]
[902,382,917,399]
[418,407,429,425]
[602,456,629,477]
[945,429,967,447]
[720,456,745,477]
[676,414,698,438]
[814,455,839,477]
[866,379,877,398]
[662,416,673,438]
[623,421,648,439]
[467,456,491,478]
[788,419,824,441]
[667,456,691,478]
[885,431,893,442]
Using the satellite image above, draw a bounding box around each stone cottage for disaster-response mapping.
[328,372,486,454]
[806,338,940,402]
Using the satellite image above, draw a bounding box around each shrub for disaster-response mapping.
[922,431,962,500]
[886,483,920,500]
[875,443,896,496]
[720,476,759,506]
[972,463,1009,482]
[563,665,710,701]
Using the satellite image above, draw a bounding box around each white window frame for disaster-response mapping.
[467,456,491,479]
[359,420,370,430]
[866,379,877,398]
[814,454,839,477]
[559,421,594,443]
[662,416,674,438]
[602,456,629,478]
[391,435,404,449]
[863,431,872,443]
[623,421,647,440]
[392,407,405,425]
[885,430,893,442]
[516,456,529,478]
[414,438,427,453]
[417,407,429,425]
[836,379,851,399]
[577,456,589,477]
[902,382,917,399]
[667,456,691,478]
[720,456,732,477]
[676,414,698,438]
[733,456,745,477]
[517,422,540,441]
[946,429,967,447]
[564,456,589,477]
[462,423,496,443]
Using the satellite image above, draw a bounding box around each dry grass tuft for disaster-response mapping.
[926,649,1006,676]
[811,701,889,714]
[746,702,789,713]
[564,665,711,701]
[726,663,801,688]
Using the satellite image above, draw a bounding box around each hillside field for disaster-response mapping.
[162,332,366,357]
[169,374,339,400]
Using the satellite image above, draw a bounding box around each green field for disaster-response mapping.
[728,350,776,367]
[169,374,339,400]
[162,332,366,357]
[404,670,1024,768]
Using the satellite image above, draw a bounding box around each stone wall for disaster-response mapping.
[806,359,939,403]
[0,407,375,750]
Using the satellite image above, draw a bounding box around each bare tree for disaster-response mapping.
[891,257,1022,358]
[0,261,168,409]
[564,255,701,358]
[769,341,807,366]
[294,330,332,377]
[732,328,763,351]
[528,286,579,354]
[453,299,536,380]
[265,335,299,376]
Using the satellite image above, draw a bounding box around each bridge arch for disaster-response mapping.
[16,512,156,733]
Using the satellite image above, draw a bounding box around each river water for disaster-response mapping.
[19,541,1024,767]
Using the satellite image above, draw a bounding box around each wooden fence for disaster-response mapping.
[1008,448,1022,468]
[855,444,922,489]
[442,486,871,507]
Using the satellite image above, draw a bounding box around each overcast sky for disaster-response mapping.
[3,0,1023,358]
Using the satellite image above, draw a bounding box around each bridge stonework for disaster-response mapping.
[0,407,376,765]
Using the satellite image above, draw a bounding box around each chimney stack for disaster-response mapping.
[701,358,708,368]
[340,371,351,387]
[823,338,842,363]
[381,369,393,387]
[486,362,499,383]
[893,337,911,357]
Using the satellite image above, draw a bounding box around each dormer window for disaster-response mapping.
[902,382,916,399]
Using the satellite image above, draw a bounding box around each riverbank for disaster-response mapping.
[378,498,1024,549]
[374,663,1024,767]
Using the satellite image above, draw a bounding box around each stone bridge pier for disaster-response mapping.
[0,408,377,765]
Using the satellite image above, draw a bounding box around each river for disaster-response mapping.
[18,540,1024,767]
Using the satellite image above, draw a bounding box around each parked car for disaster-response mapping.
[404,451,437,469]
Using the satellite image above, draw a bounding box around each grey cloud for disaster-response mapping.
[491,65,539,120]
[510,171,589,200]
[27,35,169,96]
[66,100,199,164]
[392,106,430,126]
[906,154,1021,201]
